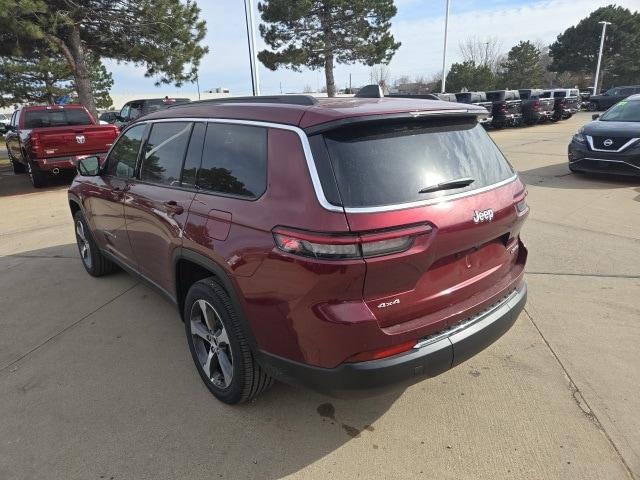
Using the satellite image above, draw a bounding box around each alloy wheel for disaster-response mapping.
[75,220,92,269]
[190,299,234,389]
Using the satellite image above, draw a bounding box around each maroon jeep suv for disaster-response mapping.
[68,94,529,404]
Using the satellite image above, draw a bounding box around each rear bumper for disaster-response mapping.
[34,154,106,172]
[259,283,527,397]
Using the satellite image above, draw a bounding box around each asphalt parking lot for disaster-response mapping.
[1,112,638,479]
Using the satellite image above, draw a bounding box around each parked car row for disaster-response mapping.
[389,87,581,129]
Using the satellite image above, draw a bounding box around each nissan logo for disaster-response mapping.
[603,138,613,147]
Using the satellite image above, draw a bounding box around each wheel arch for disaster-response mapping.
[174,248,259,351]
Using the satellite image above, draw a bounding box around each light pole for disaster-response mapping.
[441,0,451,93]
[593,21,611,94]
[244,0,260,96]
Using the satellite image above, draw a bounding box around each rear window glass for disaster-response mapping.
[540,91,551,98]
[24,109,92,128]
[486,91,505,101]
[313,120,514,208]
[554,91,567,98]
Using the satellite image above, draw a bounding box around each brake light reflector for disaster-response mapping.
[345,340,417,363]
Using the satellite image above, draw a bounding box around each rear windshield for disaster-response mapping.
[24,109,92,128]
[311,119,514,208]
[600,100,640,122]
[486,91,505,101]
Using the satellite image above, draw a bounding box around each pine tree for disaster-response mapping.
[0,0,207,116]
[500,41,545,88]
[257,0,400,97]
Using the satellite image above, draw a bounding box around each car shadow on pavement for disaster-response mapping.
[1,244,404,479]
[518,163,640,190]
[0,167,74,197]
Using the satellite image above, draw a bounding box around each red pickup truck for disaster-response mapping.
[5,105,119,188]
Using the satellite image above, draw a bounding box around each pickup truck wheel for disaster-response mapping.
[26,159,47,188]
[11,159,26,174]
[185,278,273,404]
[73,211,117,277]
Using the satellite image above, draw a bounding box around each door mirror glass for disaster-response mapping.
[77,156,101,176]
[592,113,600,120]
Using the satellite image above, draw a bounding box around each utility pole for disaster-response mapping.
[349,73,352,93]
[441,0,451,93]
[244,0,260,95]
[593,21,611,94]
[195,72,201,100]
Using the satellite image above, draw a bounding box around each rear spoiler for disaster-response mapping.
[305,85,487,135]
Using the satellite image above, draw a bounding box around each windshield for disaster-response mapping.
[24,109,92,128]
[311,119,514,208]
[600,100,640,122]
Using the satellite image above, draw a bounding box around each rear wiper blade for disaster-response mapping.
[418,177,475,194]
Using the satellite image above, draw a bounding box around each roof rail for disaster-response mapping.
[174,95,319,107]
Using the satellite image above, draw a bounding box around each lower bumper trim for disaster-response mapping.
[258,283,527,397]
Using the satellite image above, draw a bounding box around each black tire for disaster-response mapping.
[25,156,47,188]
[73,210,118,277]
[11,159,26,174]
[184,278,273,404]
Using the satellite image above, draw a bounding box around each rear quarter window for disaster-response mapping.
[311,119,514,208]
[197,123,267,199]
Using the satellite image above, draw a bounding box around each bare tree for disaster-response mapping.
[369,64,391,90]
[459,36,502,72]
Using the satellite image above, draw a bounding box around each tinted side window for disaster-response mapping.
[181,122,206,188]
[140,122,192,186]
[106,124,146,178]
[197,123,267,198]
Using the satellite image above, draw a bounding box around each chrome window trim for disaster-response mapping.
[586,135,639,153]
[138,117,518,214]
[574,157,640,171]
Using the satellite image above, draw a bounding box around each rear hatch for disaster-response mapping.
[309,116,527,332]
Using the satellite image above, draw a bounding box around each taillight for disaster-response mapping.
[500,103,508,112]
[30,133,41,154]
[533,101,540,110]
[345,340,417,362]
[272,224,431,260]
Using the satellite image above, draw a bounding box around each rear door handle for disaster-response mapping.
[163,200,184,215]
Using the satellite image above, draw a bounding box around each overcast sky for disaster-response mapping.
[105,0,639,96]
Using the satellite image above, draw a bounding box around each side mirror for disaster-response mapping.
[5,124,14,132]
[77,156,101,176]
[592,114,600,120]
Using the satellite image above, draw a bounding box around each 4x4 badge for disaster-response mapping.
[472,208,494,223]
